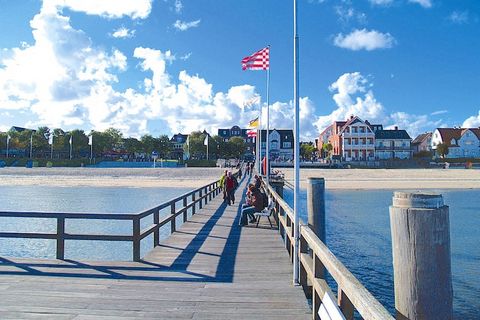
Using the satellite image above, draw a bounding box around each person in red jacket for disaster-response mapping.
[225,171,237,205]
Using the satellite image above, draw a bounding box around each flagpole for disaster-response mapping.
[30,132,33,159]
[50,134,54,160]
[293,0,301,285]
[266,45,271,186]
[69,136,72,160]
[6,135,9,158]
[258,113,262,175]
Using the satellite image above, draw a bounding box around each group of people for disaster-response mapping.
[219,164,268,226]
[219,170,238,205]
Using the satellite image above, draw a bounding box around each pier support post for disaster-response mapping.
[133,217,141,261]
[390,192,453,320]
[307,178,325,243]
[56,217,65,260]
[270,179,284,230]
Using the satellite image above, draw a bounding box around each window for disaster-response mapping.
[283,142,291,148]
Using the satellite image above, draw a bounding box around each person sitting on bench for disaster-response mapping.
[239,184,264,226]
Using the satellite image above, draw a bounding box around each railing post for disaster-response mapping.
[208,185,212,201]
[183,197,188,222]
[56,217,65,260]
[192,193,196,215]
[307,177,325,243]
[133,217,141,261]
[312,253,325,319]
[299,231,311,298]
[199,189,203,209]
[390,192,453,320]
[338,288,354,320]
[171,202,176,234]
[153,209,159,247]
[204,187,208,205]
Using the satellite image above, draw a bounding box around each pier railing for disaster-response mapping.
[263,182,394,320]
[0,180,221,261]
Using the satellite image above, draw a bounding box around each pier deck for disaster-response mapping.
[0,177,310,319]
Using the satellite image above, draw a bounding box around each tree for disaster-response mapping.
[186,131,208,159]
[322,142,333,159]
[436,143,449,159]
[69,129,89,157]
[300,143,316,161]
[32,127,50,154]
[140,134,156,154]
[228,136,246,159]
[211,135,227,159]
[123,137,142,155]
[157,135,172,158]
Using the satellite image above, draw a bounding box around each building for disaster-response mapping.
[411,132,432,154]
[217,125,256,157]
[322,116,379,161]
[259,129,294,161]
[170,133,188,160]
[374,128,412,160]
[431,128,480,158]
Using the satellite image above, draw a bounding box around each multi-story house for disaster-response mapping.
[323,116,378,161]
[217,125,256,157]
[411,132,432,154]
[170,133,189,160]
[431,128,480,158]
[259,129,294,161]
[375,128,412,159]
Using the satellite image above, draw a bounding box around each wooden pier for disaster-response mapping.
[0,176,311,319]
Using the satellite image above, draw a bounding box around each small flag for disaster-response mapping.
[186,135,190,147]
[241,47,269,71]
[48,133,53,145]
[248,117,259,128]
[7,134,11,143]
[69,135,72,145]
[204,135,208,146]
[247,130,257,138]
[88,135,93,146]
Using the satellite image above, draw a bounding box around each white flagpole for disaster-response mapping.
[30,132,33,159]
[50,134,54,159]
[90,135,93,164]
[266,45,271,185]
[293,0,301,285]
[258,115,262,174]
[69,136,72,160]
[6,135,10,158]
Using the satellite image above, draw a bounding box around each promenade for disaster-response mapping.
[0,175,310,319]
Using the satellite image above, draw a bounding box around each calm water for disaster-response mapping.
[0,185,478,318]
[0,186,191,260]
[283,188,479,319]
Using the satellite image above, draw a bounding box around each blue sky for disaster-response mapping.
[0,0,479,140]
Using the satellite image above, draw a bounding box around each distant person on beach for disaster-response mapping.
[238,167,242,179]
[250,162,254,176]
[225,171,237,205]
[245,163,250,176]
[239,184,264,226]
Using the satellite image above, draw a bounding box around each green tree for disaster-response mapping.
[322,142,333,159]
[300,143,316,160]
[32,127,50,154]
[123,137,142,155]
[69,129,89,157]
[436,143,449,159]
[186,131,208,159]
[157,134,172,158]
[211,135,227,159]
[103,128,123,151]
[227,136,246,159]
[140,134,156,154]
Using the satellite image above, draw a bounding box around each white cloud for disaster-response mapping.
[431,110,448,116]
[111,27,135,39]
[180,53,192,60]
[369,0,394,5]
[335,6,367,25]
[334,29,396,51]
[43,0,153,19]
[463,111,480,128]
[388,112,443,138]
[408,0,432,8]
[173,19,201,31]
[448,11,469,24]
[174,0,183,14]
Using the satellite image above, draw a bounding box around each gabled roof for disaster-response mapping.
[375,130,411,140]
[437,128,462,146]
[470,128,480,139]
[412,132,432,145]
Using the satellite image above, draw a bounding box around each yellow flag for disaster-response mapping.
[248,117,259,128]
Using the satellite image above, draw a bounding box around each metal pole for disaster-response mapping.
[266,47,271,185]
[293,0,301,285]
[90,143,93,163]
[69,138,72,160]
[6,136,9,158]
[258,115,262,174]
[50,136,53,160]
[30,133,33,159]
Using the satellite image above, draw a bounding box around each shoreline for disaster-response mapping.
[0,167,479,190]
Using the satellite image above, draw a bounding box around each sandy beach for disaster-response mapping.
[0,167,479,190]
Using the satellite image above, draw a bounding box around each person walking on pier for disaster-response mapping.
[225,171,237,205]
[219,170,228,202]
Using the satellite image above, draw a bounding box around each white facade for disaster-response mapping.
[431,128,480,158]
[341,121,375,161]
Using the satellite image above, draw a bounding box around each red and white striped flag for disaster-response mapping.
[247,130,257,137]
[241,47,269,71]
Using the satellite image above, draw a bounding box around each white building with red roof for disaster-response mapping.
[431,128,480,158]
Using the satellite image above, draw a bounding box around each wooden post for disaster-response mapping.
[307,177,325,243]
[183,197,188,222]
[204,187,208,205]
[56,217,65,260]
[133,217,141,261]
[209,185,212,201]
[170,202,176,234]
[192,193,196,215]
[390,192,453,320]
[153,209,159,247]
[199,190,203,209]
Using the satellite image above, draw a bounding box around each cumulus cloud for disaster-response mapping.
[111,27,135,39]
[314,72,387,132]
[463,111,480,128]
[408,0,432,8]
[334,6,367,25]
[334,29,396,51]
[388,112,444,138]
[174,0,183,14]
[173,19,201,31]
[43,0,153,19]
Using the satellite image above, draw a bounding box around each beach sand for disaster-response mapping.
[0,167,479,190]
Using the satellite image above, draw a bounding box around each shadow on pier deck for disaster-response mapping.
[0,177,310,319]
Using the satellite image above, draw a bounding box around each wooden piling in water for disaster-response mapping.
[390,192,453,320]
[307,177,325,243]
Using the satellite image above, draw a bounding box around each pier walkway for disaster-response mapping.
[0,176,310,319]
